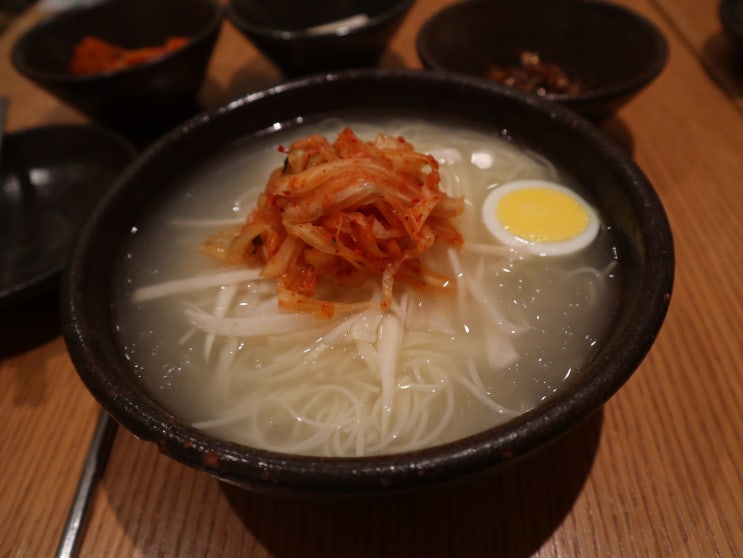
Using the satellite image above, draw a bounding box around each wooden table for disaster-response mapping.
[2,0,742,556]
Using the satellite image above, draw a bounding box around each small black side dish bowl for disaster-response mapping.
[720,0,743,58]
[61,69,674,497]
[11,0,222,136]
[226,0,414,76]
[0,124,134,310]
[417,0,669,121]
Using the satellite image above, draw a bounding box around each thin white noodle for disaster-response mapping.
[408,371,455,450]
[458,359,520,416]
[184,306,326,337]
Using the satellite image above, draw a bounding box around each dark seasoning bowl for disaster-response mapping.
[61,69,674,497]
[10,0,222,137]
[416,0,669,122]
[226,0,414,76]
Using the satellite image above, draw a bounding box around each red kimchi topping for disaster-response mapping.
[204,128,465,318]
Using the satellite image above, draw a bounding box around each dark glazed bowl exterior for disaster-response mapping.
[416,0,669,121]
[720,0,743,58]
[61,69,674,497]
[0,125,135,309]
[226,0,413,76]
[11,0,222,136]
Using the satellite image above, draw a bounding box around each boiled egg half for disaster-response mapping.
[482,179,599,256]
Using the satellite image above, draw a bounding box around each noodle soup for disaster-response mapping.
[116,117,620,457]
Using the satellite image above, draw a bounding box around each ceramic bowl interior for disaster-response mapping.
[11,0,222,138]
[416,0,668,121]
[62,69,674,497]
[227,0,413,76]
[0,124,134,309]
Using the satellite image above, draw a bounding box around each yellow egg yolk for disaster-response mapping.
[495,187,590,243]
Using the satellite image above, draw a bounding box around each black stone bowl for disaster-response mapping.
[226,0,413,76]
[11,0,222,137]
[61,69,674,497]
[0,124,135,310]
[416,0,669,122]
[720,0,743,58]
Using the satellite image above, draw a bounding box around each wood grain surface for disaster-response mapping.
[1,0,742,556]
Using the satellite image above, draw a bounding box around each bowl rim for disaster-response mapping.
[10,0,224,84]
[225,0,414,41]
[61,68,674,496]
[416,0,669,105]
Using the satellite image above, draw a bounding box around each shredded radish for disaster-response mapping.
[132,268,264,303]
[377,313,403,437]
[184,306,326,337]
[203,283,239,362]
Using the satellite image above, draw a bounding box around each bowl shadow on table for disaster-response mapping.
[0,289,60,359]
[214,59,284,105]
[599,115,636,155]
[216,50,409,103]
[701,31,743,103]
[0,291,62,408]
[213,54,634,161]
[220,409,603,558]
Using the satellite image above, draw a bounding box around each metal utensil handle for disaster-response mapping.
[55,410,118,558]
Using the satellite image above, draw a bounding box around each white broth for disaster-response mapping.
[115,117,620,457]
